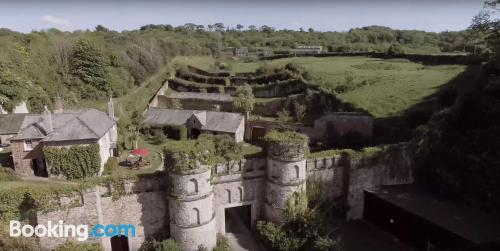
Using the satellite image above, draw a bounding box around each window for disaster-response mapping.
[24,140,33,151]
[188,178,198,194]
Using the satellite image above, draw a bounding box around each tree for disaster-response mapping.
[95,25,110,32]
[470,2,500,59]
[236,24,244,31]
[71,39,111,96]
[233,84,255,114]
[387,44,405,55]
[214,23,225,31]
[248,25,257,31]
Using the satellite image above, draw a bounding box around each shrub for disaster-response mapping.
[55,241,103,251]
[152,128,167,145]
[387,44,405,55]
[213,234,230,251]
[257,221,306,251]
[103,157,119,175]
[154,239,182,251]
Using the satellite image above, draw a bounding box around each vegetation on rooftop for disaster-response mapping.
[163,134,244,173]
[265,130,309,161]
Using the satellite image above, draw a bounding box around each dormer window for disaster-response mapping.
[24,140,33,151]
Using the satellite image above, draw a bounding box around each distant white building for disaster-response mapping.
[293,45,323,54]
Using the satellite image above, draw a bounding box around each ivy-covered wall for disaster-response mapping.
[44,144,101,180]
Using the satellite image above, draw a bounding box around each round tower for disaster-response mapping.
[167,165,217,251]
[264,131,309,223]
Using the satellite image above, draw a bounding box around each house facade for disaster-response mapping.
[9,105,117,177]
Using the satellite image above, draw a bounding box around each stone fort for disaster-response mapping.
[35,137,414,251]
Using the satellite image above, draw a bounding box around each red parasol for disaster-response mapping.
[130,148,150,157]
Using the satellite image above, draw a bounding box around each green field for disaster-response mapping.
[223,57,466,118]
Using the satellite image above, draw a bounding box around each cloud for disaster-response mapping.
[40,15,70,27]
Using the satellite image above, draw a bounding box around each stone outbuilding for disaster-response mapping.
[144,108,245,142]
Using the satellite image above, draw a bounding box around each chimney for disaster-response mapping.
[0,105,7,115]
[107,96,115,119]
[43,106,53,133]
[53,96,63,114]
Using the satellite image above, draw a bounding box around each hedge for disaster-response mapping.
[176,68,229,86]
[44,144,101,180]
[187,65,230,77]
[260,51,482,65]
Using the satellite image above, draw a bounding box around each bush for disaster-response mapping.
[154,239,182,251]
[257,221,306,251]
[387,44,405,55]
[152,128,167,145]
[103,157,119,175]
[55,241,103,251]
[213,234,230,251]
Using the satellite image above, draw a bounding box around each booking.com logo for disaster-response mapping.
[10,220,136,241]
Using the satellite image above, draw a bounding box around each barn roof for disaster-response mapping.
[144,108,244,133]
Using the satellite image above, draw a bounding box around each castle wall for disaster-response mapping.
[212,159,267,234]
[36,177,168,251]
[346,144,415,220]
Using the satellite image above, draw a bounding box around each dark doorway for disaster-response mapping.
[111,236,129,251]
[225,205,251,233]
[190,128,201,139]
[32,158,47,177]
[251,126,266,146]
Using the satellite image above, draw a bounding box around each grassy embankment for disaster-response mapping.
[222,56,465,118]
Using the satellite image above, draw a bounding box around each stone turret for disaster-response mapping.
[167,164,217,251]
[264,130,309,223]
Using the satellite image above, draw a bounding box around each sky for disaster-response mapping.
[0,0,493,33]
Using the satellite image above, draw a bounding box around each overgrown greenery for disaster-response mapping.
[55,241,103,251]
[163,134,243,173]
[233,84,255,113]
[213,234,230,251]
[264,130,309,160]
[44,144,101,180]
[257,178,344,251]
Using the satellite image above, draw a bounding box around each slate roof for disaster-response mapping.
[0,114,27,135]
[168,92,233,102]
[12,109,115,142]
[144,108,244,133]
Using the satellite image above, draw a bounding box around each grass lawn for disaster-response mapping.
[225,56,466,118]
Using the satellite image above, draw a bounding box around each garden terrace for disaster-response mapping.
[187,65,230,78]
[176,68,229,86]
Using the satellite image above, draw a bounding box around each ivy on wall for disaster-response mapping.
[44,144,101,180]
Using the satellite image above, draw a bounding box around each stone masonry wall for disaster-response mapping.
[36,177,167,251]
[346,143,415,220]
